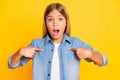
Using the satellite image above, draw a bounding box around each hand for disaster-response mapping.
[18,47,43,58]
[70,47,92,59]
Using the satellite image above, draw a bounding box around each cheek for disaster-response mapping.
[60,26,66,34]
[61,22,66,31]
[46,22,51,28]
[46,22,52,30]
[47,27,52,33]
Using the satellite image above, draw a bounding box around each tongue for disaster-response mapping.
[53,30,59,33]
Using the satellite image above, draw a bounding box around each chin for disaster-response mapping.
[52,36,59,39]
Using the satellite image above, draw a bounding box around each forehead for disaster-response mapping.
[47,9,63,17]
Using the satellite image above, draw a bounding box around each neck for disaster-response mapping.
[52,38,62,44]
[52,35,63,44]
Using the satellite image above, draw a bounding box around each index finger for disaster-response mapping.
[69,48,77,51]
[34,47,44,52]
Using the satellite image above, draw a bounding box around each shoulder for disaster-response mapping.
[29,38,45,47]
[69,36,92,49]
[67,36,84,47]
[32,38,45,42]
[69,36,83,43]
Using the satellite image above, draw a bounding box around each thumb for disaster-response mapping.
[69,48,77,51]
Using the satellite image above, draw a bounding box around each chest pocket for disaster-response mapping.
[67,50,79,65]
[61,48,80,65]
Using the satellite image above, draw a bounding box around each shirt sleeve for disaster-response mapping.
[8,55,20,69]
[99,53,108,66]
[8,40,34,69]
[85,50,108,66]
[76,38,108,66]
[8,55,31,69]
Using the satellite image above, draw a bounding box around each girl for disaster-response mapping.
[8,3,107,80]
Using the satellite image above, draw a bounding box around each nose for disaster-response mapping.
[53,19,58,26]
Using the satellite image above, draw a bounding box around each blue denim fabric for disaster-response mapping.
[8,34,107,80]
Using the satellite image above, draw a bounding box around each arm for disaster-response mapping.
[87,50,103,65]
[70,47,107,66]
[8,47,43,68]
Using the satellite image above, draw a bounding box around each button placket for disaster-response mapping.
[48,73,50,76]
[51,49,54,52]
[48,61,51,63]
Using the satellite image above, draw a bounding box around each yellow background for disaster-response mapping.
[0,0,120,80]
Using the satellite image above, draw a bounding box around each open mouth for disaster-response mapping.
[53,29,59,34]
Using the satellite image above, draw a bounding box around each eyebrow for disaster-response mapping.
[47,15,63,17]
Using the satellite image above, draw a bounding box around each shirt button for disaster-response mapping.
[48,61,51,63]
[51,49,53,52]
[48,74,50,76]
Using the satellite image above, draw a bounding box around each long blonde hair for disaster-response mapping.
[42,3,71,37]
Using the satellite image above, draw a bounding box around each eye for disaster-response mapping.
[47,18,53,22]
[59,18,64,21]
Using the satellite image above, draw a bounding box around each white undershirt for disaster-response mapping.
[50,43,60,80]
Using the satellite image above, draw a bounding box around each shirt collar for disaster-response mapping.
[44,34,71,45]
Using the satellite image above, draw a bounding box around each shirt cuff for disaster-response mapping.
[99,54,108,66]
[8,55,20,68]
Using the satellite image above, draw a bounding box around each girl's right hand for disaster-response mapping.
[18,47,43,58]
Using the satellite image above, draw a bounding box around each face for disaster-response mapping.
[46,9,66,43]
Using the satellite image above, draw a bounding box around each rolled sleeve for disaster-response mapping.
[85,50,108,66]
[99,54,108,66]
[8,55,20,69]
[93,50,108,66]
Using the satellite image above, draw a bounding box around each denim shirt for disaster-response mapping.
[8,34,107,80]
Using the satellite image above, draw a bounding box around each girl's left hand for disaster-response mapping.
[70,47,92,59]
